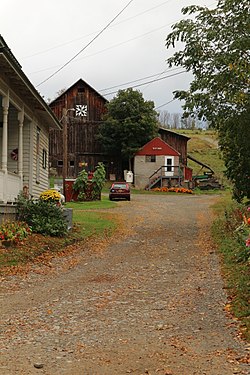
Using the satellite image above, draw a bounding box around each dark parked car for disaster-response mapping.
[109,182,130,201]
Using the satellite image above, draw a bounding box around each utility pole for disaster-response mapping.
[62,108,68,194]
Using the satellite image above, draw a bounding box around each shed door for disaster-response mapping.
[164,156,174,176]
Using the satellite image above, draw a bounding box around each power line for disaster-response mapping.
[31,2,217,78]
[103,70,186,96]
[155,99,176,110]
[31,21,170,77]
[36,0,134,87]
[99,67,183,92]
[22,0,173,60]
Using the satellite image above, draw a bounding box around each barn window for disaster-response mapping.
[69,160,75,167]
[57,160,63,167]
[42,149,47,169]
[145,155,156,162]
[78,87,85,93]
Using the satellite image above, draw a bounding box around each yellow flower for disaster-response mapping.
[40,189,61,202]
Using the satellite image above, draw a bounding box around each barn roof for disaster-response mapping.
[0,35,62,130]
[158,127,191,141]
[50,78,108,105]
[136,137,180,156]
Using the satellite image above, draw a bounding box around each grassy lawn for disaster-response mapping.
[65,196,118,237]
[0,196,119,273]
[65,194,117,209]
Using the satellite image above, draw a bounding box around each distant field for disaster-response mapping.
[174,129,228,185]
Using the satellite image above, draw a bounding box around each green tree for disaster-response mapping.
[98,88,158,170]
[165,0,250,201]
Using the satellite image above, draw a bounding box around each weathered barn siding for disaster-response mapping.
[158,128,190,165]
[49,80,106,123]
[49,79,123,179]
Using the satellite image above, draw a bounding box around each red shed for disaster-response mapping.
[134,137,183,189]
[136,137,180,157]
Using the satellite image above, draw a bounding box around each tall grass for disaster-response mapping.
[212,195,250,341]
[174,128,228,186]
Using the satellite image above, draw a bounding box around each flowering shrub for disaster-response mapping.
[40,189,61,203]
[0,221,31,244]
[16,194,68,237]
[151,187,193,194]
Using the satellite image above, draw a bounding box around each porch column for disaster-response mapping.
[18,107,24,182]
[1,92,9,173]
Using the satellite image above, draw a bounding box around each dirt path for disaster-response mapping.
[0,194,249,375]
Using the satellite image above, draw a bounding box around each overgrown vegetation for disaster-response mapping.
[166,0,250,201]
[16,194,68,237]
[97,88,158,170]
[73,162,106,201]
[212,197,250,340]
[174,129,227,187]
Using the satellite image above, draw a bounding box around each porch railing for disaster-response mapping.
[0,170,22,203]
[146,165,183,190]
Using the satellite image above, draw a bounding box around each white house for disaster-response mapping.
[0,35,61,204]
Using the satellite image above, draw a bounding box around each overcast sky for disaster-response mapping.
[2,0,215,114]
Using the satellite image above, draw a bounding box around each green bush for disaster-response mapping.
[16,194,67,237]
[73,162,106,201]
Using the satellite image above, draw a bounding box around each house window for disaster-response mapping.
[69,160,75,167]
[145,155,156,162]
[42,149,47,169]
[166,158,172,172]
[57,160,63,167]
[36,127,41,183]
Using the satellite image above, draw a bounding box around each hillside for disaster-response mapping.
[175,129,227,185]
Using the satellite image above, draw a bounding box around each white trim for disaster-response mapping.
[1,91,9,173]
[18,106,24,184]
[164,156,174,177]
[29,120,35,196]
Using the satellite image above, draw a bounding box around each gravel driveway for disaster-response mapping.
[0,194,249,375]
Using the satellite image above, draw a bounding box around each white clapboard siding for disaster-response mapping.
[29,121,50,198]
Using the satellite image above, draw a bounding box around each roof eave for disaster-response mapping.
[0,38,62,130]
[158,127,191,140]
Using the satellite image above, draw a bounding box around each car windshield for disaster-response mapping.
[113,184,127,189]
